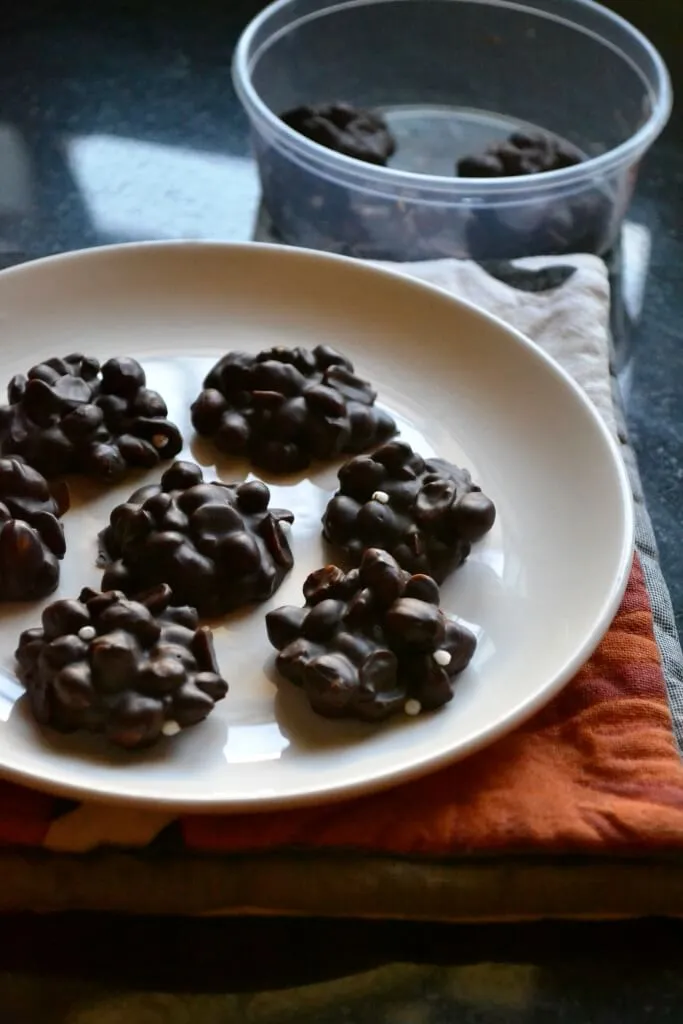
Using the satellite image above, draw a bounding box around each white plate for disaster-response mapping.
[0,242,632,812]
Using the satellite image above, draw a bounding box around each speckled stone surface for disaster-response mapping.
[0,0,681,1018]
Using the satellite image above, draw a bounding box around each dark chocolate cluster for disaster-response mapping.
[267,548,476,721]
[281,102,396,166]
[323,441,495,582]
[99,461,294,617]
[16,584,228,748]
[457,131,608,258]
[0,456,69,601]
[0,353,183,482]
[457,130,584,178]
[191,345,396,473]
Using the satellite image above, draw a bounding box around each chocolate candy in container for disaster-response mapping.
[253,135,466,262]
[280,102,395,167]
[463,188,616,262]
[191,344,396,473]
[457,130,585,178]
[15,584,228,749]
[0,354,183,483]
[235,0,670,261]
[266,549,476,722]
[256,132,616,261]
[0,456,69,601]
[455,130,615,257]
[99,460,295,617]
[323,441,496,583]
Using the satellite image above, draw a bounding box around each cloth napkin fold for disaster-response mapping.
[2,253,683,919]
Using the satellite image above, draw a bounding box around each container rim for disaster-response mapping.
[233,0,673,196]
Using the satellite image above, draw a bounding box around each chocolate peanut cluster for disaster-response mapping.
[281,102,396,166]
[191,345,396,473]
[99,460,294,617]
[323,441,496,582]
[457,130,584,178]
[267,548,476,721]
[0,456,69,601]
[465,188,612,260]
[0,354,183,482]
[16,584,228,748]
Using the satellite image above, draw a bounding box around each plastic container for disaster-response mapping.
[233,0,672,261]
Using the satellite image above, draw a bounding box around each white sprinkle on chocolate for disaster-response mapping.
[433,649,452,668]
[371,490,390,504]
[78,626,96,641]
[151,434,167,449]
[162,720,181,737]
[404,699,422,717]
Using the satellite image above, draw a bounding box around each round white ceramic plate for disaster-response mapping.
[0,242,632,812]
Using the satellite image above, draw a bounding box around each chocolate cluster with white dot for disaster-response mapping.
[0,456,69,601]
[457,130,584,178]
[99,461,294,617]
[267,548,476,722]
[280,102,396,166]
[191,345,396,473]
[323,441,496,582]
[16,584,228,749]
[0,354,183,482]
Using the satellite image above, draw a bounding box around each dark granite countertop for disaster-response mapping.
[0,0,681,1020]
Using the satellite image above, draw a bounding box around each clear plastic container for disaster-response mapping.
[233,0,672,261]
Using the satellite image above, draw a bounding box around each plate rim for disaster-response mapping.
[0,240,634,812]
